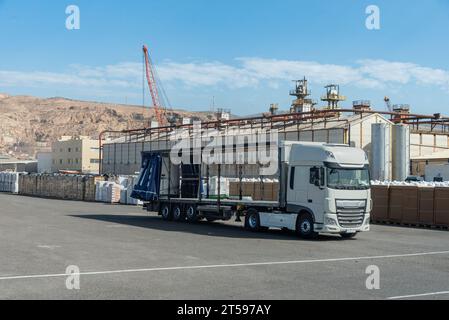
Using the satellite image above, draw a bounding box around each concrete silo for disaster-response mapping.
[371,123,391,181]
[392,124,410,181]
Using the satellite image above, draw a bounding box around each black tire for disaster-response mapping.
[245,208,261,232]
[186,205,199,223]
[160,203,172,221]
[296,212,318,239]
[341,232,357,239]
[172,205,185,222]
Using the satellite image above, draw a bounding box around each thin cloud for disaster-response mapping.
[358,59,449,90]
[0,58,448,94]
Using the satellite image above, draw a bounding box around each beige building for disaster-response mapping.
[51,136,100,174]
[411,150,449,177]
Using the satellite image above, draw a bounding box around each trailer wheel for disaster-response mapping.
[186,205,199,223]
[172,205,185,222]
[160,204,172,221]
[245,209,262,232]
[296,212,318,239]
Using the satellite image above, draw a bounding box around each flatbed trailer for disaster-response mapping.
[133,142,372,239]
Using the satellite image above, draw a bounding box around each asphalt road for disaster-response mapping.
[0,193,448,300]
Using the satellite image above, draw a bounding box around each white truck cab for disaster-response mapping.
[258,142,371,239]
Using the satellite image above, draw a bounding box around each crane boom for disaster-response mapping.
[143,45,166,126]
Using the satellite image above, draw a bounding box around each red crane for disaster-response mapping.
[143,44,167,126]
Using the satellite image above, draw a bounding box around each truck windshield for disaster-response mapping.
[326,167,371,190]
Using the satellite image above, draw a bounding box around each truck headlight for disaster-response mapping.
[325,217,337,226]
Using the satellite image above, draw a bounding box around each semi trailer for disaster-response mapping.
[132,141,372,239]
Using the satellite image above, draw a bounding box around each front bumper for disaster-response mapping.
[315,213,371,234]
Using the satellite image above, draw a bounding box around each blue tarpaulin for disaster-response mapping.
[131,153,162,201]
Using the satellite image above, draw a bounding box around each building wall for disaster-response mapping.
[410,133,449,158]
[52,138,83,172]
[37,152,53,173]
[411,158,449,177]
[349,114,391,159]
[51,137,100,173]
[101,128,347,175]
[82,139,101,174]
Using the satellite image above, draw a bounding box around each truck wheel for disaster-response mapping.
[172,205,185,222]
[245,209,262,232]
[296,213,318,239]
[160,204,172,221]
[186,205,199,223]
[341,233,357,239]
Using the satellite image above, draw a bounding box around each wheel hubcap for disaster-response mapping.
[301,220,311,233]
[174,207,181,219]
[162,207,169,218]
[187,207,195,219]
[249,215,258,228]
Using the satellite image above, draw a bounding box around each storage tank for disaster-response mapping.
[392,124,410,181]
[371,123,391,181]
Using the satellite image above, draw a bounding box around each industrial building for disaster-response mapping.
[0,155,37,172]
[411,150,449,178]
[99,80,449,182]
[51,136,100,174]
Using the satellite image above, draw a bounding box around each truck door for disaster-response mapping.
[287,166,308,205]
[307,166,326,222]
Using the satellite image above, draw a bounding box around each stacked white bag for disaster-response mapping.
[95,176,143,205]
[118,176,143,206]
[0,172,21,193]
[95,181,122,204]
[207,176,230,196]
[371,180,449,188]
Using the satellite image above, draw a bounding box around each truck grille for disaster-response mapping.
[336,200,366,228]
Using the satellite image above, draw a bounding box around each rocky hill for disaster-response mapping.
[0,94,215,158]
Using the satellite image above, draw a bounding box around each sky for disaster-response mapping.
[0,0,449,115]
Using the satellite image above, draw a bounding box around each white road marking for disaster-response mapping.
[0,250,448,282]
[388,291,449,300]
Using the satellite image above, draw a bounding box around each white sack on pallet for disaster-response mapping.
[371,180,449,188]
[117,175,143,206]
[95,181,123,204]
[0,172,21,193]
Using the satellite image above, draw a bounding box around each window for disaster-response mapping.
[75,148,79,152]
[68,148,72,153]
[310,167,325,187]
[75,159,79,164]
[326,166,370,190]
[59,159,63,164]
[289,167,296,190]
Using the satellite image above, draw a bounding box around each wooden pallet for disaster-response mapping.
[372,220,448,231]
